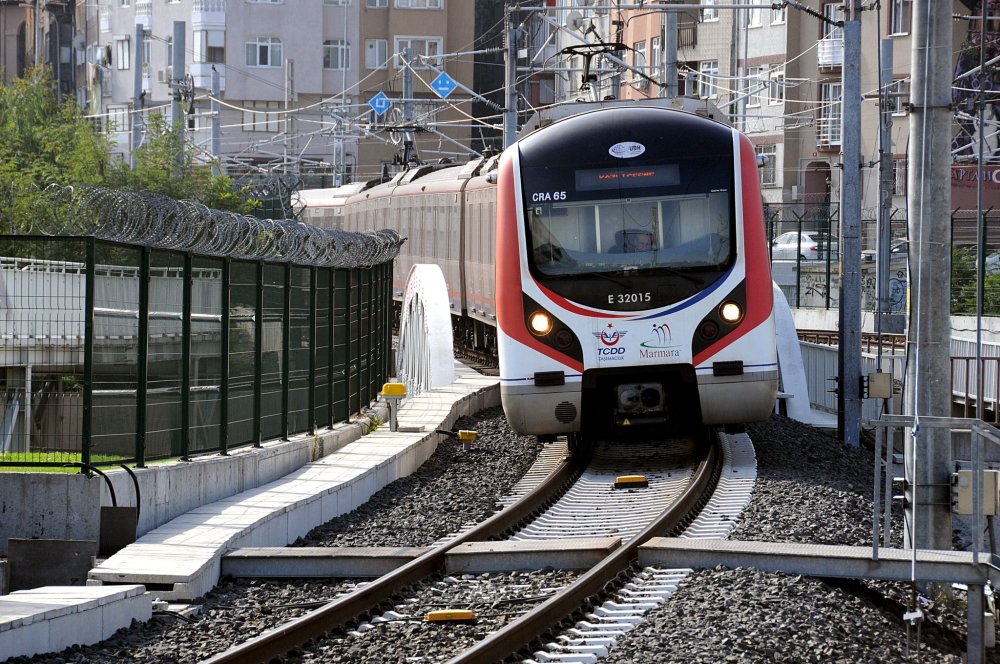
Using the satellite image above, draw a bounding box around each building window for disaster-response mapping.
[366,39,388,69]
[115,36,130,70]
[746,66,763,107]
[165,37,172,69]
[119,0,129,6]
[394,36,442,68]
[632,40,646,74]
[242,101,282,132]
[650,36,661,82]
[769,69,785,104]
[701,0,717,22]
[324,40,350,69]
[748,7,763,27]
[890,0,912,35]
[108,105,130,133]
[893,157,907,196]
[325,0,350,4]
[366,0,388,6]
[819,81,842,146]
[396,0,442,7]
[888,79,909,115]
[246,37,282,67]
[247,0,283,3]
[771,6,786,23]
[698,60,718,99]
[194,30,225,64]
[822,3,843,40]
[756,144,777,186]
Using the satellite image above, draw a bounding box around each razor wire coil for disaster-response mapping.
[2,184,403,269]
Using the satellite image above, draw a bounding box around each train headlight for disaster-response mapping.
[720,301,743,324]
[528,311,554,336]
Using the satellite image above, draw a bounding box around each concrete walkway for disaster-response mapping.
[1,363,498,659]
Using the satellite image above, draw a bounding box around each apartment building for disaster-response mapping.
[9,0,478,184]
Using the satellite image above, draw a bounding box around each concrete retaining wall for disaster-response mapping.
[0,408,386,557]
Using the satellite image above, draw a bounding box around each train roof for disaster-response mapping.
[295,182,367,209]
[518,97,728,138]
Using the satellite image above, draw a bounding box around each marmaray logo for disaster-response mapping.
[640,323,674,348]
[639,322,681,358]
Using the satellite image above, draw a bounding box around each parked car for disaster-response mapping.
[771,231,838,260]
[862,239,908,263]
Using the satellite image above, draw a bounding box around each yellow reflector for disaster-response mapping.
[382,382,407,397]
[425,609,477,623]
[457,430,478,443]
[614,475,649,489]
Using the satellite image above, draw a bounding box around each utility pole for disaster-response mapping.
[503,4,518,148]
[130,24,145,169]
[34,0,42,67]
[284,58,295,174]
[904,0,953,551]
[662,9,677,98]
[876,39,894,341]
[171,21,185,129]
[211,66,221,176]
[402,47,415,164]
[837,0,862,447]
[876,40,895,342]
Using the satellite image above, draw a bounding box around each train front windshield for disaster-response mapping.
[524,160,732,279]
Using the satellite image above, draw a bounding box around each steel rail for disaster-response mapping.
[200,443,587,664]
[443,433,722,664]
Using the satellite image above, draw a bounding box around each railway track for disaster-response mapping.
[202,432,727,664]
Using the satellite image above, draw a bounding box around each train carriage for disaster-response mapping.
[496,106,777,443]
[298,103,777,446]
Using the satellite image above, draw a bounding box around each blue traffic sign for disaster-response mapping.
[431,72,458,99]
[369,91,393,117]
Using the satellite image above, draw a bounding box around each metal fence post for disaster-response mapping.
[282,262,291,440]
[181,251,192,460]
[328,267,335,427]
[309,266,317,434]
[82,237,95,469]
[136,246,150,468]
[253,260,263,447]
[220,257,230,455]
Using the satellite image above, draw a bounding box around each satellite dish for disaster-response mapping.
[565,10,583,30]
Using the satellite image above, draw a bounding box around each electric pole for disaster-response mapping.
[837,0,862,447]
[904,0,953,551]
[130,24,145,169]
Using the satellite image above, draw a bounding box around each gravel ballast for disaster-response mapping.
[8,410,997,663]
[602,416,988,664]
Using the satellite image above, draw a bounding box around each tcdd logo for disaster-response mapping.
[594,323,628,355]
[599,323,624,346]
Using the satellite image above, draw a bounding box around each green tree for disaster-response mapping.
[106,113,256,214]
[0,69,112,231]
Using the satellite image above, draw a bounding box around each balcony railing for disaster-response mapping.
[194,0,227,10]
[817,37,843,69]
[816,116,842,147]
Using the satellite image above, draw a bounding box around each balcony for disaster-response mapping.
[135,0,152,31]
[815,116,842,148]
[817,37,843,70]
[193,0,226,29]
[191,63,225,92]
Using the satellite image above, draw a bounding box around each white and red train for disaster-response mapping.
[299,102,778,446]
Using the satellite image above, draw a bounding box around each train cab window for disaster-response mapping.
[528,192,730,277]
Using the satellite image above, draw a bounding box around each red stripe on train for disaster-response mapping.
[693,134,774,366]
[496,154,585,373]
